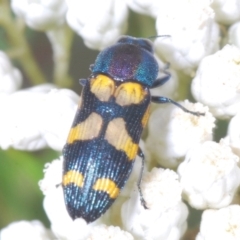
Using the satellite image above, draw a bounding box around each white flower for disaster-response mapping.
[178,140,240,209]
[121,168,188,240]
[0,84,55,150]
[225,111,240,158]
[66,0,128,50]
[0,51,22,94]
[0,220,54,240]
[11,0,67,30]
[196,205,240,240]
[142,168,182,211]
[88,225,134,240]
[211,0,240,25]
[191,44,240,118]
[39,158,63,195]
[228,21,240,49]
[0,85,78,151]
[145,100,215,168]
[154,0,219,76]
[40,88,79,151]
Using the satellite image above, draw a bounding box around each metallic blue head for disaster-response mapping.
[91,36,159,87]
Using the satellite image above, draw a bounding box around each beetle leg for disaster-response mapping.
[137,147,148,209]
[151,63,171,88]
[151,96,205,116]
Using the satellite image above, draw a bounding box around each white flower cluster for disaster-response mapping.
[154,0,219,76]
[121,168,187,240]
[11,0,67,30]
[192,44,240,118]
[178,140,240,209]
[0,83,79,151]
[66,0,128,50]
[1,0,240,239]
[0,220,54,240]
[11,0,128,50]
[196,205,240,240]
[146,100,215,168]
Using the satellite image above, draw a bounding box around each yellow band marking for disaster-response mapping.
[78,99,82,110]
[63,170,84,187]
[141,105,150,128]
[115,82,146,106]
[67,112,103,144]
[90,75,115,101]
[92,178,120,199]
[105,118,138,160]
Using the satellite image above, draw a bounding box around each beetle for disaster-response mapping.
[62,35,203,223]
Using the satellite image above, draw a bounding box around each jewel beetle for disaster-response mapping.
[62,35,203,223]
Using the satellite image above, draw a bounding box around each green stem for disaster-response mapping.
[177,70,192,100]
[47,25,74,87]
[0,0,46,85]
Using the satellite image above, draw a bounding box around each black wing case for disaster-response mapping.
[62,74,151,223]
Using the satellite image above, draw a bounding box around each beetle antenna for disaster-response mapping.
[148,35,171,39]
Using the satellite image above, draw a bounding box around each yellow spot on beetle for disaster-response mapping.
[115,82,147,106]
[141,105,150,127]
[92,178,120,199]
[63,170,84,187]
[90,74,115,101]
[77,97,82,109]
[105,118,138,160]
[67,112,103,144]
